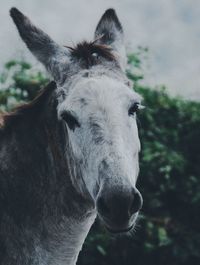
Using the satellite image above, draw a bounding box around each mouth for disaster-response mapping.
[98,213,138,235]
[105,224,134,234]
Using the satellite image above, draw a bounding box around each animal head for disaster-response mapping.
[10,8,143,233]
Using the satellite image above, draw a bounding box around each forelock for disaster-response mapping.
[67,41,119,69]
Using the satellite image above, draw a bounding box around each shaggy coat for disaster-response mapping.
[0,7,143,265]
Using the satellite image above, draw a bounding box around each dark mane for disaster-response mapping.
[0,81,56,130]
[67,41,117,68]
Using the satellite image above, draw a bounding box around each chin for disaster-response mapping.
[105,224,135,234]
[99,214,138,235]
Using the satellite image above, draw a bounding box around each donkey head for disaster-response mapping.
[10,8,143,233]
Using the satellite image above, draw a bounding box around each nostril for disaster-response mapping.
[97,197,110,216]
[129,191,143,215]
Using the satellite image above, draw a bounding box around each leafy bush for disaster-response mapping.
[0,60,48,111]
[0,54,199,265]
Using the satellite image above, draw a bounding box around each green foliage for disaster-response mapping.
[0,60,48,111]
[0,54,199,265]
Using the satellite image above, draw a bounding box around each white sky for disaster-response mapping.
[0,0,200,100]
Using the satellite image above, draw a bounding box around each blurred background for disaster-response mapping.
[0,1,200,265]
[0,0,200,100]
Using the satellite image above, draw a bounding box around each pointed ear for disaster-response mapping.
[94,9,127,71]
[10,8,70,82]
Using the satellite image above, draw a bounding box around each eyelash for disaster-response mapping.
[128,103,143,116]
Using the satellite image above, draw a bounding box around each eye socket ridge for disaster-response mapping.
[61,110,80,131]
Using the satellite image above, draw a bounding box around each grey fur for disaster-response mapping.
[0,8,143,265]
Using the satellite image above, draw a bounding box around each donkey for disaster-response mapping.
[0,7,143,265]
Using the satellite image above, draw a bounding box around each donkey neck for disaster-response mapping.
[33,213,96,265]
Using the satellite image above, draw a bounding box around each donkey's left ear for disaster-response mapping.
[94,9,126,71]
[10,8,70,82]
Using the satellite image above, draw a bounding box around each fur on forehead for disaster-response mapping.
[57,74,142,117]
[56,63,134,103]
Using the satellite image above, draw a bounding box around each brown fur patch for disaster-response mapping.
[0,81,56,130]
[0,115,4,127]
[66,41,116,68]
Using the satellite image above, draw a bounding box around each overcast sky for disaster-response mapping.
[0,0,200,100]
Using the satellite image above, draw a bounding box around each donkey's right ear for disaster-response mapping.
[94,9,126,71]
[10,8,70,82]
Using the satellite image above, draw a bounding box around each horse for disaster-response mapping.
[0,7,143,265]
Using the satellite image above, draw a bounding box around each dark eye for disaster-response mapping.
[61,111,80,131]
[128,103,140,116]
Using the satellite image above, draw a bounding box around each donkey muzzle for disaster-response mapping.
[97,186,143,233]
